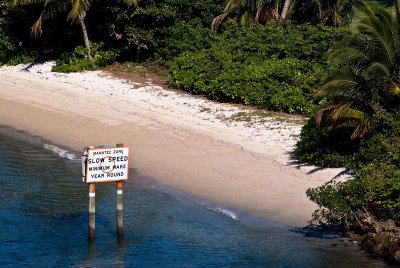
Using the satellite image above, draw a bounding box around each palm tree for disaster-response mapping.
[14,0,138,60]
[316,5,400,138]
[211,0,294,32]
[281,0,291,20]
[370,0,400,15]
[313,0,363,27]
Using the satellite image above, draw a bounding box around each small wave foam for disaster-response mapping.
[43,144,77,161]
[210,207,239,221]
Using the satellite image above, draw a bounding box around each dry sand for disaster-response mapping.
[0,62,346,226]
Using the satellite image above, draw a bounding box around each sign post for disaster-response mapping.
[88,183,96,240]
[116,181,124,238]
[82,144,130,240]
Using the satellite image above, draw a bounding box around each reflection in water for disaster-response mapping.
[0,127,388,267]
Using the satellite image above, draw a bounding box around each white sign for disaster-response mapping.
[84,146,130,183]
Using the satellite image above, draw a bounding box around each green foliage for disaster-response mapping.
[357,115,400,166]
[0,0,224,65]
[355,163,400,221]
[307,162,400,224]
[155,19,216,63]
[169,23,348,114]
[297,5,400,227]
[0,1,38,64]
[0,29,38,65]
[315,6,400,139]
[293,118,359,167]
[0,32,18,64]
[91,0,224,61]
[306,180,363,224]
[52,42,116,72]
[302,115,400,225]
[290,0,363,26]
[0,0,83,65]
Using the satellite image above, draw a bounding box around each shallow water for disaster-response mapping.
[0,127,388,267]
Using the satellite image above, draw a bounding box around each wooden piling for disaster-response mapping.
[88,183,96,240]
[116,181,123,237]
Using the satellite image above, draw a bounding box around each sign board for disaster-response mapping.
[83,146,130,183]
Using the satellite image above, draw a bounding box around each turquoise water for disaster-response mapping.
[0,127,388,267]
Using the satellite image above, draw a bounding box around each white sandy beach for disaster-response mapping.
[0,62,345,226]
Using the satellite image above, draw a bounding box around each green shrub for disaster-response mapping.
[93,0,224,62]
[293,119,360,168]
[170,54,327,113]
[0,32,16,64]
[0,30,37,65]
[306,179,363,224]
[155,19,216,63]
[52,42,116,73]
[307,162,400,224]
[303,115,400,225]
[167,23,349,115]
[169,50,233,94]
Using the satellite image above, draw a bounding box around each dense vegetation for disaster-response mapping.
[168,23,350,113]
[295,4,400,227]
[2,0,400,234]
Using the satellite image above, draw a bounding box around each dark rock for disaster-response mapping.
[367,232,377,240]
[365,238,376,249]
[373,243,386,257]
[393,227,400,236]
[389,244,400,256]
[373,224,383,234]
[375,232,391,249]
[344,214,400,264]
[346,231,362,242]
[360,234,367,242]
[394,250,400,262]
[379,220,396,232]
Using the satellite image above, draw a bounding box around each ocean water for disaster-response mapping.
[0,126,388,267]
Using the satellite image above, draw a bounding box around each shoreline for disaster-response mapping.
[0,123,286,228]
[0,62,346,226]
[0,124,248,223]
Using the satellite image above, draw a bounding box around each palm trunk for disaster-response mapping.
[280,0,291,20]
[79,15,93,61]
[211,12,229,32]
[255,5,268,24]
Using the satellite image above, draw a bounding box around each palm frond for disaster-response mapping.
[364,61,391,81]
[29,0,68,37]
[356,8,398,66]
[388,80,400,95]
[329,47,369,66]
[315,4,400,139]
[318,75,361,98]
[316,102,375,138]
[224,0,245,13]
[31,15,43,37]
[68,0,91,22]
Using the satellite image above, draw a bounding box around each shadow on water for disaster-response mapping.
[0,126,390,267]
[291,225,343,239]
